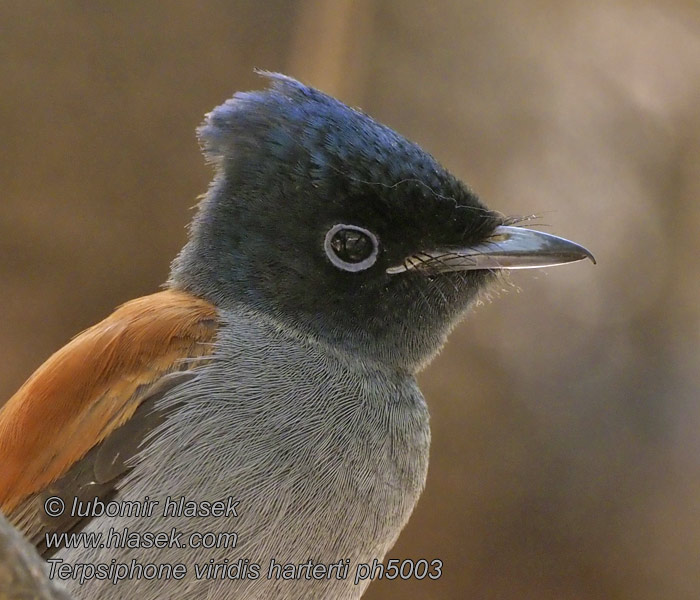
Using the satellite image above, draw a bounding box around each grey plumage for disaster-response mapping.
[61,305,429,599]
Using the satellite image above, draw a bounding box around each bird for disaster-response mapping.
[0,72,594,600]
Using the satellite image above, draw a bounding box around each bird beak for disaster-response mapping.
[386,225,596,274]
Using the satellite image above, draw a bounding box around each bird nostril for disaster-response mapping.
[487,233,509,243]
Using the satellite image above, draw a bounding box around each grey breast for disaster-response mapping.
[60,305,430,600]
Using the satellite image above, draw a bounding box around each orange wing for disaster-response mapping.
[0,289,218,514]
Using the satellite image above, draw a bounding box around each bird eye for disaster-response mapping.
[324,224,379,272]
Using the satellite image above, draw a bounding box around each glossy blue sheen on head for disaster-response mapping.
[170,73,501,371]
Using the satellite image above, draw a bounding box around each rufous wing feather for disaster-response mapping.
[0,289,218,519]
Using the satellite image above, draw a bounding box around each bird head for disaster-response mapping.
[170,73,593,371]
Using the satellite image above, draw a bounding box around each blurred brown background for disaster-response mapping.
[1,1,699,598]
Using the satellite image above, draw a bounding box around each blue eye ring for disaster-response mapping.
[324,224,379,272]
